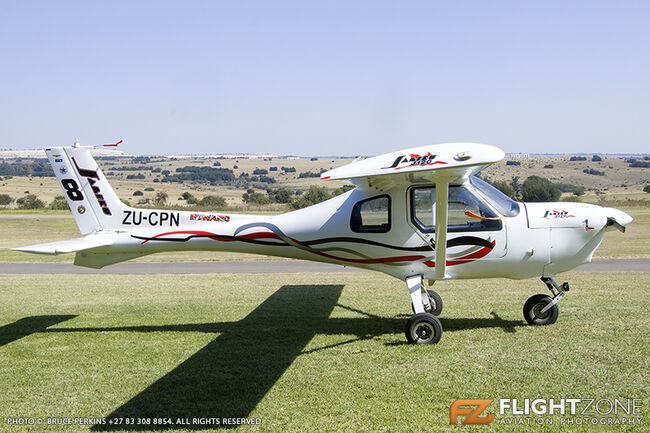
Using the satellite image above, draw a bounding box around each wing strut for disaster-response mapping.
[434,178,451,279]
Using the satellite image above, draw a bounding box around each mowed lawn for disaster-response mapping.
[0,272,647,432]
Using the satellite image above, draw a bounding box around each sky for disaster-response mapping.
[0,1,648,156]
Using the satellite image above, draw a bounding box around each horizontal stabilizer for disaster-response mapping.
[12,235,113,255]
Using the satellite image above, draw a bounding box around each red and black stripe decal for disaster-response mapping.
[132,225,495,268]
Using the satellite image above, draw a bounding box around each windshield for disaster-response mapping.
[469,176,520,217]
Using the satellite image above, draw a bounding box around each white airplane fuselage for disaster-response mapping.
[78,183,629,281]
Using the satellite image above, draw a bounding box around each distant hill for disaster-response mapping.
[0,149,131,159]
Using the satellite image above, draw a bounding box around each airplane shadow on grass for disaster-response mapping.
[0,315,77,347]
[2,285,523,430]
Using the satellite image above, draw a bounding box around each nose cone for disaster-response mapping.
[604,207,633,232]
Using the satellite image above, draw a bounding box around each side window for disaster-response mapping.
[412,188,435,228]
[350,195,391,233]
[410,186,502,232]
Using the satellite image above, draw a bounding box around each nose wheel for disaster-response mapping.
[523,294,558,325]
[523,276,568,326]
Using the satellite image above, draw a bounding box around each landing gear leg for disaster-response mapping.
[405,275,443,344]
[523,276,569,325]
[410,285,443,316]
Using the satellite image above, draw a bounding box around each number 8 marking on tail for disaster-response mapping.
[62,179,84,201]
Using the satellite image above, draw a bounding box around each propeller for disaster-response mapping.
[606,217,626,233]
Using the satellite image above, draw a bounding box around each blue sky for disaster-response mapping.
[1,1,648,155]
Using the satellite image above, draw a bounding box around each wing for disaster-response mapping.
[321,142,505,279]
[321,142,504,191]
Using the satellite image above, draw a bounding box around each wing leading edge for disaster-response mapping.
[321,142,504,188]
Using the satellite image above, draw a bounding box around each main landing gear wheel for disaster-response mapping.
[523,294,559,326]
[411,290,443,316]
[405,313,443,344]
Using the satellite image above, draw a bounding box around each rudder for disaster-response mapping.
[45,144,128,234]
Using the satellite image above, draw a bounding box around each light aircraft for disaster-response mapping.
[15,141,633,344]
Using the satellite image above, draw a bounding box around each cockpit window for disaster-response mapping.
[410,184,502,233]
[469,176,520,217]
[350,195,391,233]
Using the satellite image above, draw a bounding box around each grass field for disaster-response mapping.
[0,271,647,432]
[1,206,648,263]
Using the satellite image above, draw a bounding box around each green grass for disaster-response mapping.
[0,272,647,432]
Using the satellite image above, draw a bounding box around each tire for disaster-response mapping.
[523,294,559,325]
[426,290,443,316]
[405,313,443,344]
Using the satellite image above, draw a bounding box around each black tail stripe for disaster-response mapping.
[132,233,493,251]
[300,237,432,252]
[131,234,290,246]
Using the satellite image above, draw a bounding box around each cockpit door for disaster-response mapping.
[407,183,507,259]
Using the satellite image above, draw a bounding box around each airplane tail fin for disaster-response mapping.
[45,143,129,234]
